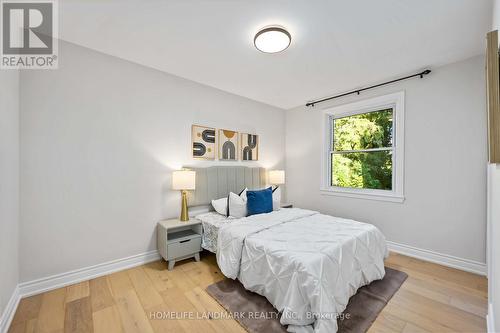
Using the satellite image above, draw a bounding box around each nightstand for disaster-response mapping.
[157,218,202,270]
[280,203,293,208]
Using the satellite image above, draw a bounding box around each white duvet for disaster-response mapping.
[216,208,387,333]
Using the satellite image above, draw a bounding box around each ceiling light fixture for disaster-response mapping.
[254,26,291,53]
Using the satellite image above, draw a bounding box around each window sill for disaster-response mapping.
[320,187,405,203]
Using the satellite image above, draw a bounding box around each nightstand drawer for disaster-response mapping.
[166,235,201,260]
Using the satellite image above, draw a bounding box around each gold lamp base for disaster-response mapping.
[180,190,189,221]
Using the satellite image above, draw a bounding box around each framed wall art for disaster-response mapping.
[241,133,258,161]
[192,125,216,159]
[219,129,238,161]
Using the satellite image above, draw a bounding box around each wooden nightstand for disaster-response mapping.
[157,218,202,270]
[280,203,293,208]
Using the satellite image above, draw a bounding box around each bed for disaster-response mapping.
[188,166,388,333]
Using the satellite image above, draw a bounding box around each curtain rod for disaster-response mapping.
[305,69,431,107]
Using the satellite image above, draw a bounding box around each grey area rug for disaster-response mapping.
[206,267,408,333]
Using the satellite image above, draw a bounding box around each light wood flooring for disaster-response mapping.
[8,252,487,333]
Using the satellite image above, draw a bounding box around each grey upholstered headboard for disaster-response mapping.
[186,166,266,207]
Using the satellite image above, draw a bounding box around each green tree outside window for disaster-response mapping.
[331,109,393,190]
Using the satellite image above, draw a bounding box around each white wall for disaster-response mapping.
[489,2,500,331]
[19,41,286,282]
[286,55,487,264]
[0,71,19,320]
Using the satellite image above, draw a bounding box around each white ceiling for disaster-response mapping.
[60,0,492,109]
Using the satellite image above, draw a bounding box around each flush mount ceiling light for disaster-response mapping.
[254,26,291,53]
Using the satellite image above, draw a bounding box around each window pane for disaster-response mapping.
[333,109,393,151]
[332,150,392,190]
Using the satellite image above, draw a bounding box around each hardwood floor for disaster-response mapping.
[8,252,487,333]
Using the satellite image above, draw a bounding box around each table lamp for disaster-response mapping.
[172,169,196,221]
[269,170,285,191]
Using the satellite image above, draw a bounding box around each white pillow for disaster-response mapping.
[211,197,228,216]
[239,188,248,201]
[229,189,247,218]
[272,186,281,211]
[211,188,247,217]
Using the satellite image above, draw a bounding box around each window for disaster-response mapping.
[332,108,393,190]
[321,92,404,202]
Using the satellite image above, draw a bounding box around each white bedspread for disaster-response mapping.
[216,208,387,333]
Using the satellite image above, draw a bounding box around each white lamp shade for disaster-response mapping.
[269,170,285,185]
[172,170,196,190]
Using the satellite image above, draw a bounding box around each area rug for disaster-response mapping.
[206,267,407,333]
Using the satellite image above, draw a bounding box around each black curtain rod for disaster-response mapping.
[305,69,431,107]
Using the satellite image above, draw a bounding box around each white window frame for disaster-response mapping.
[320,91,405,203]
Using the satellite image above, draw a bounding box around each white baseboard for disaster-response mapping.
[488,303,497,333]
[0,250,160,332]
[0,286,20,333]
[387,241,487,276]
[19,250,160,297]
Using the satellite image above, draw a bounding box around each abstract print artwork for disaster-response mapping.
[219,129,238,161]
[241,133,258,161]
[192,125,216,159]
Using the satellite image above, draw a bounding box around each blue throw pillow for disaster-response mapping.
[246,187,273,216]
